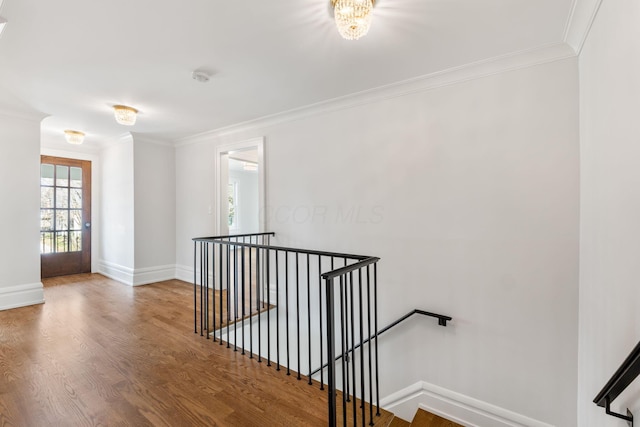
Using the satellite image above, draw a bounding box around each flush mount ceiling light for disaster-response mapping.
[331,0,374,40]
[192,70,211,83]
[64,130,85,145]
[113,105,138,126]
[0,17,7,38]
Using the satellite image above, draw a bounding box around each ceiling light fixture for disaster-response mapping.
[331,0,374,40]
[0,17,7,38]
[64,130,85,145]
[192,70,211,83]
[113,105,138,126]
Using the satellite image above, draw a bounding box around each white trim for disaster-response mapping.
[381,381,554,427]
[132,264,176,286]
[131,133,174,148]
[214,137,266,236]
[98,260,134,285]
[0,107,46,123]
[174,43,575,146]
[0,282,45,311]
[99,261,178,286]
[563,0,604,55]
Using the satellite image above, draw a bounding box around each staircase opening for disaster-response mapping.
[192,232,452,426]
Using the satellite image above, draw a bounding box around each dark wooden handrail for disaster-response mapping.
[593,340,640,425]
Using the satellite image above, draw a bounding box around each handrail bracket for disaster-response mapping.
[605,397,633,427]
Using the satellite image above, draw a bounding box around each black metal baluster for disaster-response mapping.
[367,265,373,425]
[286,251,290,375]
[350,271,357,426]
[276,250,281,371]
[257,241,262,363]
[241,237,246,354]
[234,238,238,351]
[212,244,217,342]
[219,241,223,346]
[359,269,365,425]
[205,242,209,339]
[374,262,380,416]
[340,275,347,427]
[226,239,231,348]
[249,237,253,358]
[307,253,312,385]
[199,242,204,337]
[318,255,324,390]
[325,277,337,427]
[193,241,197,334]
[296,253,300,380]
[266,238,272,367]
[344,259,350,403]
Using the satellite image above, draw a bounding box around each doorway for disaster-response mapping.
[40,156,92,278]
[215,138,265,235]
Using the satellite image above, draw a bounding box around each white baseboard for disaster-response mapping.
[99,261,177,287]
[0,282,45,311]
[132,264,176,286]
[381,381,554,427]
[98,260,135,285]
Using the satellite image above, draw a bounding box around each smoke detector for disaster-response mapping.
[192,70,211,83]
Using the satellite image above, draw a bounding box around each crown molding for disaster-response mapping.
[564,0,603,55]
[174,42,576,148]
[0,106,47,123]
[131,133,174,148]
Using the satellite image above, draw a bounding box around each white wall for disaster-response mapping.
[99,134,176,285]
[175,57,580,426]
[578,1,640,425]
[229,168,259,234]
[0,110,45,310]
[100,134,135,277]
[133,136,176,277]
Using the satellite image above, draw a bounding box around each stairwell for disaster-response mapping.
[194,233,455,426]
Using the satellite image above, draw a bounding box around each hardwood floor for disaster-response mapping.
[0,274,330,426]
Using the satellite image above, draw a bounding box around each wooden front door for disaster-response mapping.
[40,156,92,278]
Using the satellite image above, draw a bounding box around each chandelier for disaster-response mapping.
[64,130,85,145]
[113,105,138,126]
[331,0,374,40]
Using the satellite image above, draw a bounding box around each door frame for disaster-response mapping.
[214,137,265,236]
[40,155,92,278]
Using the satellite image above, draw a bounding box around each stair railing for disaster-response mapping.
[594,340,640,426]
[193,232,383,425]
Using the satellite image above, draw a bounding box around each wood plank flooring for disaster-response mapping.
[0,274,331,426]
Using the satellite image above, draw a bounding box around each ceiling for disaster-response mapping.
[0,0,578,149]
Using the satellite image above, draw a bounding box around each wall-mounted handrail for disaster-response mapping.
[593,340,640,426]
[310,308,452,377]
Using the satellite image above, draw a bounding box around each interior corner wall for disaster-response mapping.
[132,137,176,277]
[0,113,44,310]
[578,1,640,426]
[175,57,580,426]
[99,135,135,281]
